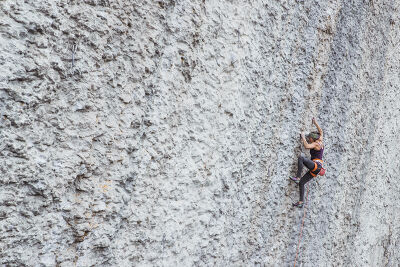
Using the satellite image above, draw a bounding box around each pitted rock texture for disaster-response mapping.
[1,0,400,266]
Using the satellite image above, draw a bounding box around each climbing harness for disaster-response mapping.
[310,159,326,177]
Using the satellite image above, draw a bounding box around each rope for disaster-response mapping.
[293,183,310,267]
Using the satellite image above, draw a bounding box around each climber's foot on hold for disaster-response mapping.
[292,201,303,208]
[289,176,300,183]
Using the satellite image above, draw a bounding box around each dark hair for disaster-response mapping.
[307,132,320,141]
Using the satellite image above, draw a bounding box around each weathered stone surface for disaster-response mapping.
[1,0,399,266]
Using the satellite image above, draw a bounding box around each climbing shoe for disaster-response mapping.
[292,201,303,208]
[289,177,300,183]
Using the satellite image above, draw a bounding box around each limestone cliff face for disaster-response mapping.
[1,0,399,266]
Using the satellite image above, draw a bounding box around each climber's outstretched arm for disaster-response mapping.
[312,118,323,140]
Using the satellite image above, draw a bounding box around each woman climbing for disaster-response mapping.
[290,117,325,208]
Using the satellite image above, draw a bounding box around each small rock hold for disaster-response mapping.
[93,202,106,212]
[93,236,111,248]
[119,94,132,104]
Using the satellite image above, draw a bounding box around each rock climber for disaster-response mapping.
[290,117,325,208]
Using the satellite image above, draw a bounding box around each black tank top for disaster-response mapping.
[310,141,324,160]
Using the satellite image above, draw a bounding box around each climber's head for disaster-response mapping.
[307,132,320,142]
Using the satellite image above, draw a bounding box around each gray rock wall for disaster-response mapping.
[1,0,399,266]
